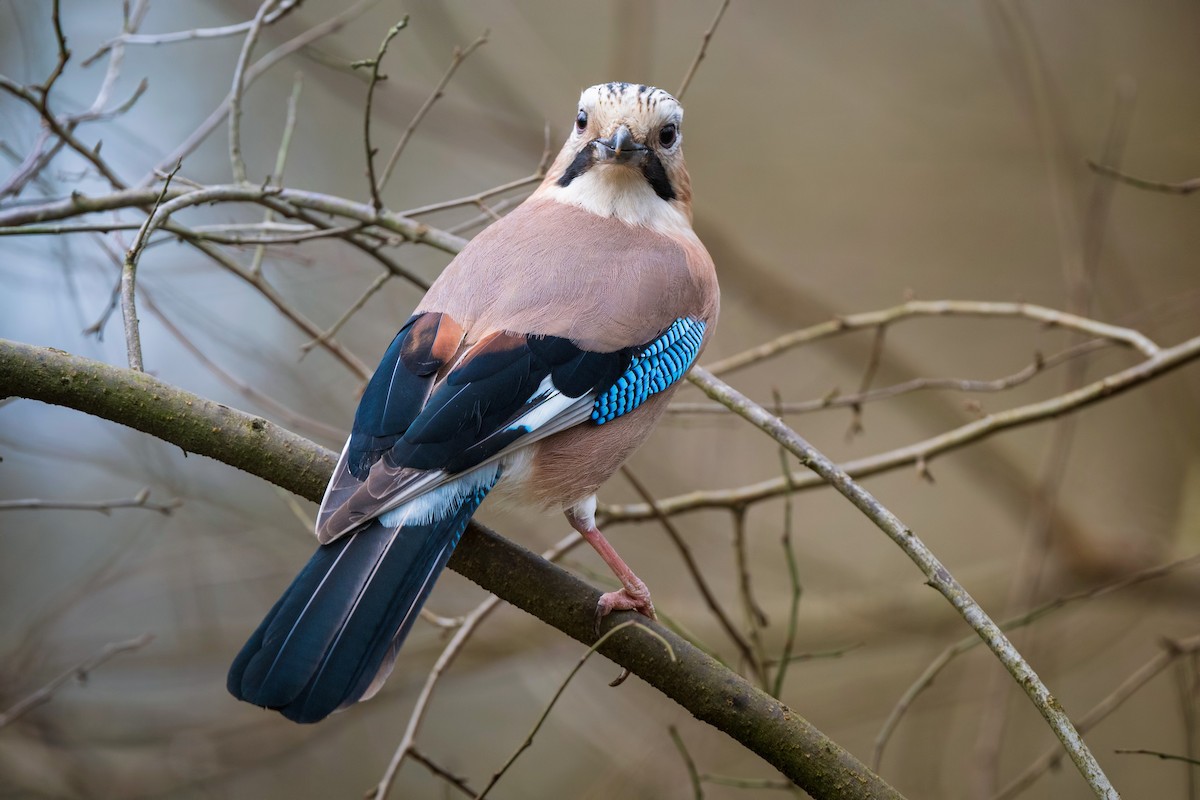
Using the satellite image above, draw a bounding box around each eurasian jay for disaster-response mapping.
[228,82,719,723]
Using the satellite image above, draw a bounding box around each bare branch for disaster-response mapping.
[39,0,71,97]
[140,0,382,187]
[731,506,769,680]
[138,288,345,443]
[0,341,905,800]
[687,365,1119,799]
[474,621,676,799]
[83,0,302,66]
[605,332,1200,521]
[620,466,766,687]
[846,323,887,439]
[354,18,409,210]
[676,0,731,99]
[401,173,543,218]
[704,299,1161,377]
[0,182,468,255]
[299,270,391,357]
[1112,749,1200,767]
[703,774,795,790]
[994,633,1200,800]
[668,339,1108,415]
[250,70,304,276]
[872,552,1200,770]
[120,161,180,370]
[1087,159,1200,196]
[771,390,803,699]
[376,30,489,195]
[0,633,153,728]
[669,725,705,800]
[408,746,477,797]
[373,532,581,800]
[0,488,180,515]
[229,0,283,183]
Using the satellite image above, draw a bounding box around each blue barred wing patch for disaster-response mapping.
[591,318,706,425]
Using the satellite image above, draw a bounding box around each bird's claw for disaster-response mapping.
[594,585,656,687]
[593,585,656,636]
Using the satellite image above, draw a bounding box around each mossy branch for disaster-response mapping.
[0,338,905,800]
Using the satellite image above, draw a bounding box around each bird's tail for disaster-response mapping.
[227,482,492,724]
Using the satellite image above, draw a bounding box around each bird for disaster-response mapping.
[227,82,719,723]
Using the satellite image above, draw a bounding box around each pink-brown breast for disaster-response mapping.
[419,196,718,511]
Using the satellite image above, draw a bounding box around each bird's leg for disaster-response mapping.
[566,496,657,627]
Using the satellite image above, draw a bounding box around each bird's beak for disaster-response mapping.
[593,125,646,165]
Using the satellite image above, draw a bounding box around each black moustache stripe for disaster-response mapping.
[640,151,676,201]
[557,146,596,188]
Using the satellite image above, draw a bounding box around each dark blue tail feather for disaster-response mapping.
[228,486,490,723]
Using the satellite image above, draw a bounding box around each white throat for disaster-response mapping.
[543,165,691,236]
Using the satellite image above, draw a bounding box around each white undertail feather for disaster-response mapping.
[378,462,501,528]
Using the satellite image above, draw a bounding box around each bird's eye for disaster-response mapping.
[658,124,678,148]
[575,110,588,132]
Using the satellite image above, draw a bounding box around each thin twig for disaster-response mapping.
[764,642,863,668]
[229,0,281,184]
[354,18,409,210]
[2,18,377,378]
[1087,160,1200,196]
[0,633,154,728]
[137,286,345,443]
[1176,652,1200,800]
[620,467,766,686]
[372,532,584,800]
[703,299,1161,377]
[0,488,180,515]
[676,0,731,99]
[871,552,1200,770]
[376,30,489,194]
[731,506,769,684]
[703,774,795,790]
[687,365,1119,800]
[670,725,705,800]
[474,621,676,799]
[993,633,1200,800]
[772,390,803,699]
[846,323,887,439]
[668,339,1109,415]
[1113,749,1200,767]
[83,0,302,66]
[299,270,391,356]
[120,162,180,370]
[604,332,1200,522]
[408,746,478,797]
[140,0,382,187]
[971,77,1134,797]
[251,70,304,276]
[39,0,70,96]
[401,173,544,218]
[0,182,468,255]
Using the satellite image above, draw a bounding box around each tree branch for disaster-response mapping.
[0,338,904,800]
[604,331,1200,521]
[686,365,1118,799]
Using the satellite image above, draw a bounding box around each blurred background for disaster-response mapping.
[1,1,1198,798]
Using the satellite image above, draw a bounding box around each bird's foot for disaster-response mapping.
[595,580,656,629]
[595,579,655,688]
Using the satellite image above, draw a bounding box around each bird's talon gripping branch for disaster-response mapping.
[596,584,655,621]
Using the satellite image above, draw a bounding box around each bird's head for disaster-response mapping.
[539,82,693,231]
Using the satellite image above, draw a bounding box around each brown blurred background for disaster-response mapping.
[1,1,1198,798]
